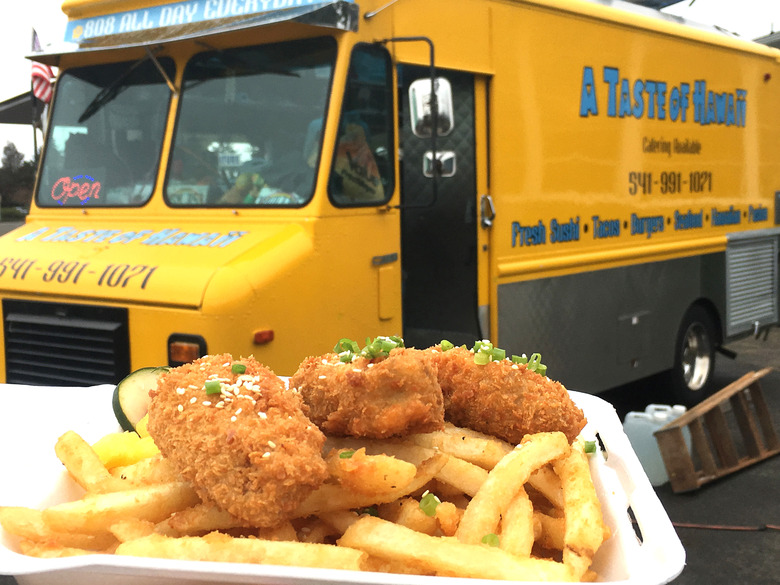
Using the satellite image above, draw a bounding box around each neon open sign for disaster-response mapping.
[51,175,101,205]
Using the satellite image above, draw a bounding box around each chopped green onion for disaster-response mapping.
[204,380,222,395]
[231,363,247,375]
[339,450,356,459]
[583,440,597,454]
[358,506,378,517]
[440,339,454,351]
[364,336,404,358]
[334,335,406,361]
[491,347,506,361]
[481,533,500,547]
[474,351,491,365]
[334,338,360,354]
[473,340,492,353]
[419,491,441,517]
[511,352,548,374]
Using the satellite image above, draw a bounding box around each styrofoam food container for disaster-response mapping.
[0,384,685,584]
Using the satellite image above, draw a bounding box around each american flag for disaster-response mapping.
[31,29,54,104]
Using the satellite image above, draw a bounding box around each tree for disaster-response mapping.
[0,141,36,213]
[1,142,24,171]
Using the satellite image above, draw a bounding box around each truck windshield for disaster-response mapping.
[36,57,174,207]
[167,37,336,207]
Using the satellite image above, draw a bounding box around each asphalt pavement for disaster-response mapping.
[601,331,780,585]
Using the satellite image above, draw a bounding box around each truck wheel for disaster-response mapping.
[670,305,718,406]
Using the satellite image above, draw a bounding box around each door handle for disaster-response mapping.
[480,194,495,228]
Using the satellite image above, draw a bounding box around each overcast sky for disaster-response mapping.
[1,0,778,161]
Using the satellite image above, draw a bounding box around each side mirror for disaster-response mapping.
[409,77,454,138]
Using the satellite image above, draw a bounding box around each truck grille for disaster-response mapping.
[3,300,130,386]
[725,236,779,336]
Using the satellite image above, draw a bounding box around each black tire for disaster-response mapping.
[670,304,718,406]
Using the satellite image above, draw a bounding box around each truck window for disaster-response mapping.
[36,57,175,208]
[167,37,336,207]
[329,43,394,206]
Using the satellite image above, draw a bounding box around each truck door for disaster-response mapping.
[399,66,481,347]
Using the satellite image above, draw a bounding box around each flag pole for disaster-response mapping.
[31,29,39,162]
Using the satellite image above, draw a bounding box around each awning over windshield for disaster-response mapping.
[0,92,34,125]
[29,0,358,66]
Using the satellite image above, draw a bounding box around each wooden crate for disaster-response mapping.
[654,368,779,493]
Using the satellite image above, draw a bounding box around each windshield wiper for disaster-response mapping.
[77,48,174,123]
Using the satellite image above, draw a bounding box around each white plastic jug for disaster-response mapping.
[623,404,689,486]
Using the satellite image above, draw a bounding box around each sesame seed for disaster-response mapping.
[318,375,327,380]
[267,440,276,448]
[216,401,225,408]
[203,401,212,406]
[262,452,271,458]
[190,397,197,404]
[258,412,267,419]
[177,404,184,412]
[176,387,186,395]
[235,408,243,415]
[231,416,237,422]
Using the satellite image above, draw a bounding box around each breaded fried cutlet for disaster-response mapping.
[290,347,445,438]
[433,345,586,444]
[147,354,328,527]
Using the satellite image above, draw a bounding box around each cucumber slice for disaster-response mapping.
[112,366,170,432]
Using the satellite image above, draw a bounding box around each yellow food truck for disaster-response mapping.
[2,0,778,404]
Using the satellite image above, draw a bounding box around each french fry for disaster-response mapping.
[319,509,361,529]
[297,517,340,543]
[155,503,248,536]
[110,455,181,486]
[54,431,128,493]
[109,518,156,542]
[332,438,488,498]
[42,482,200,535]
[408,423,513,469]
[0,506,116,550]
[456,432,569,544]
[326,448,417,495]
[437,456,489,498]
[553,440,608,580]
[256,521,298,542]
[500,486,534,557]
[534,510,566,551]
[378,497,438,535]
[294,452,448,517]
[434,501,462,536]
[18,539,97,558]
[116,531,366,570]
[528,464,565,510]
[338,515,574,581]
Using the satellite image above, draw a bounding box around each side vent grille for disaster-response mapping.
[3,300,130,386]
[725,236,779,337]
